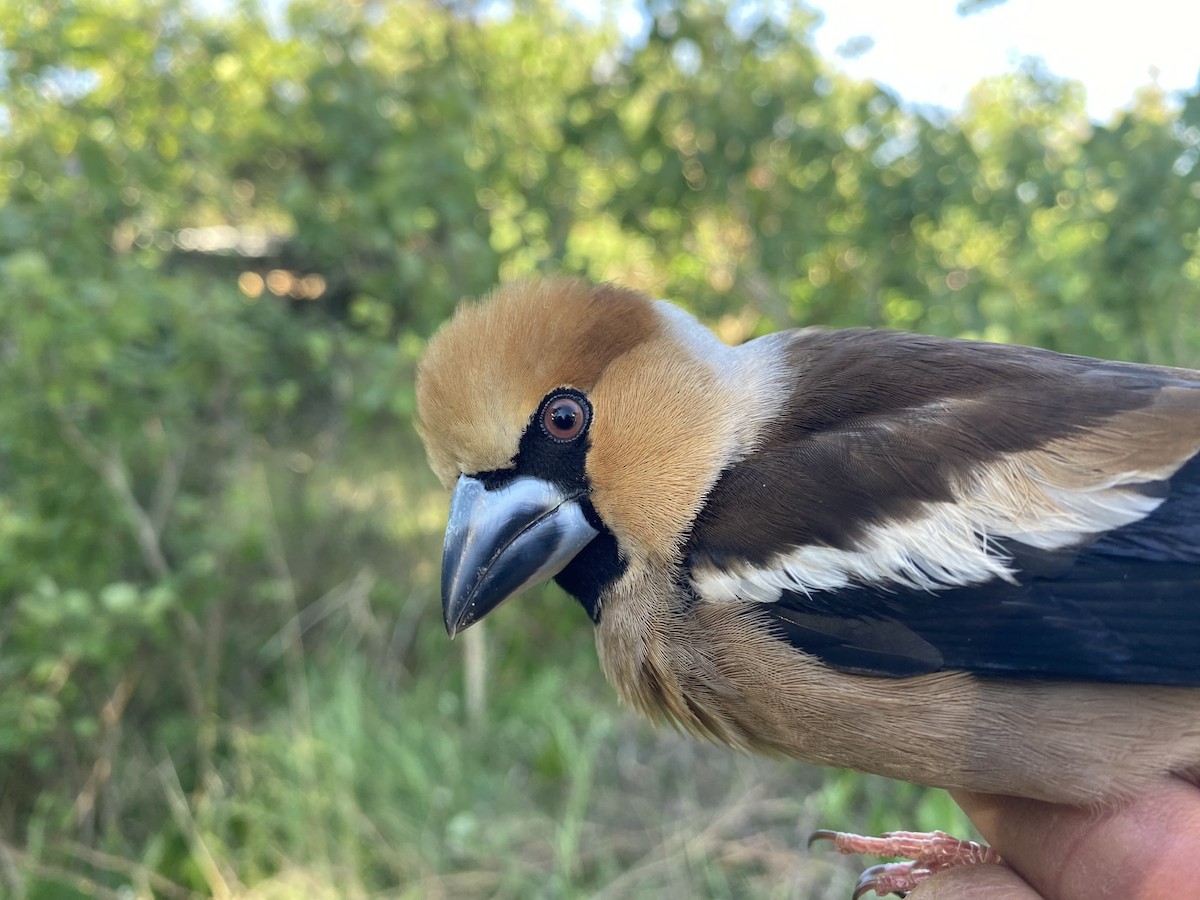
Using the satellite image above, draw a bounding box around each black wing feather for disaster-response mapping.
[762,453,1200,685]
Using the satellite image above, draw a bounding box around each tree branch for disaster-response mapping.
[53,411,171,580]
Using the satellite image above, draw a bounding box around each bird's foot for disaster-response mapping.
[808,829,1002,898]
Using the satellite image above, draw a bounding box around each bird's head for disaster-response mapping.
[416,277,772,635]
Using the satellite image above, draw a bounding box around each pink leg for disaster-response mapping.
[808,829,1002,897]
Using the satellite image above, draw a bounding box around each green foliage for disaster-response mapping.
[1,0,1198,896]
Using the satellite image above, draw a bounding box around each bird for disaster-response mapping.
[415,276,1200,895]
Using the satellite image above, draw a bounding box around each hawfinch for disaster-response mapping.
[415,277,1200,894]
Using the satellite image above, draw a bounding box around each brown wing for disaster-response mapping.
[685,329,1200,684]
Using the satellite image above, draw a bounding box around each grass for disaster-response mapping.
[7,628,975,899]
[199,655,971,899]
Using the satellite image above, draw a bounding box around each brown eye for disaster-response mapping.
[542,395,587,441]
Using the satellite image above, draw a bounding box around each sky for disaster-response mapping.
[600,0,1200,122]
[807,0,1200,121]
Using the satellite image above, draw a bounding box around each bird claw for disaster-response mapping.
[809,829,1002,897]
[852,862,933,898]
[849,864,940,897]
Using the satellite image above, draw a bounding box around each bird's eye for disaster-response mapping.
[542,394,588,442]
